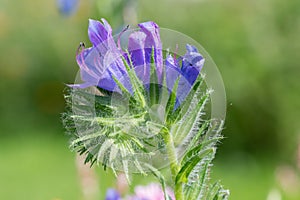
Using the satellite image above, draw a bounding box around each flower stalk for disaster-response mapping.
[162,128,184,200]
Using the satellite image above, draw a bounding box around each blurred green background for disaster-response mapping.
[0,0,299,199]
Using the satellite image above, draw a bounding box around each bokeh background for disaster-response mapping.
[0,0,299,199]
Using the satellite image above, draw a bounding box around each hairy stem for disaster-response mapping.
[162,129,184,200]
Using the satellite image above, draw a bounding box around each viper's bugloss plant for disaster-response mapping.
[63,18,229,200]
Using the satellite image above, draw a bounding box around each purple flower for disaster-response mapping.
[128,21,163,84]
[165,44,205,107]
[104,183,175,200]
[72,18,204,108]
[105,188,121,200]
[129,183,175,200]
[73,18,129,92]
[57,0,79,16]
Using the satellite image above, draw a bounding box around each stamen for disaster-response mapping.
[77,42,98,79]
[76,42,85,56]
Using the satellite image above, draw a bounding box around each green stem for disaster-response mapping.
[162,128,184,200]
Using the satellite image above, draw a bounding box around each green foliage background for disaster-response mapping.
[0,0,299,199]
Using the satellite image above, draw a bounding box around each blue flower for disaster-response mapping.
[72,18,204,108]
[57,0,79,16]
[105,189,121,200]
[165,44,204,107]
[74,19,129,92]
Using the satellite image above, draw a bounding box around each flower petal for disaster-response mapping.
[165,55,181,91]
[128,32,147,67]
[76,47,101,87]
[128,31,150,84]
[165,55,192,109]
[181,44,205,85]
[75,44,130,92]
[88,18,113,47]
[75,18,131,92]
[138,21,163,83]
[164,44,204,109]
[138,22,161,50]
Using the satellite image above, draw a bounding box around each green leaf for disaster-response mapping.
[183,120,210,153]
[122,51,147,108]
[119,143,131,183]
[112,75,131,97]
[180,121,223,167]
[175,148,214,184]
[70,129,108,147]
[173,89,210,145]
[180,120,226,200]
[165,77,180,122]
[184,161,211,200]
[97,139,114,164]
[159,63,170,108]
[206,182,230,200]
[173,75,204,121]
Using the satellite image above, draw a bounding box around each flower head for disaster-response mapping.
[64,18,229,200]
[71,18,204,107]
[66,18,208,179]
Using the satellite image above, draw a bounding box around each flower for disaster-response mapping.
[74,18,128,92]
[57,0,79,16]
[129,183,175,200]
[72,18,204,108]
[105,184,175,200]
[105,188,121,200]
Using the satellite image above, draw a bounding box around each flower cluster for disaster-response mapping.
[64,18,229,200]
[72,18,204,108]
